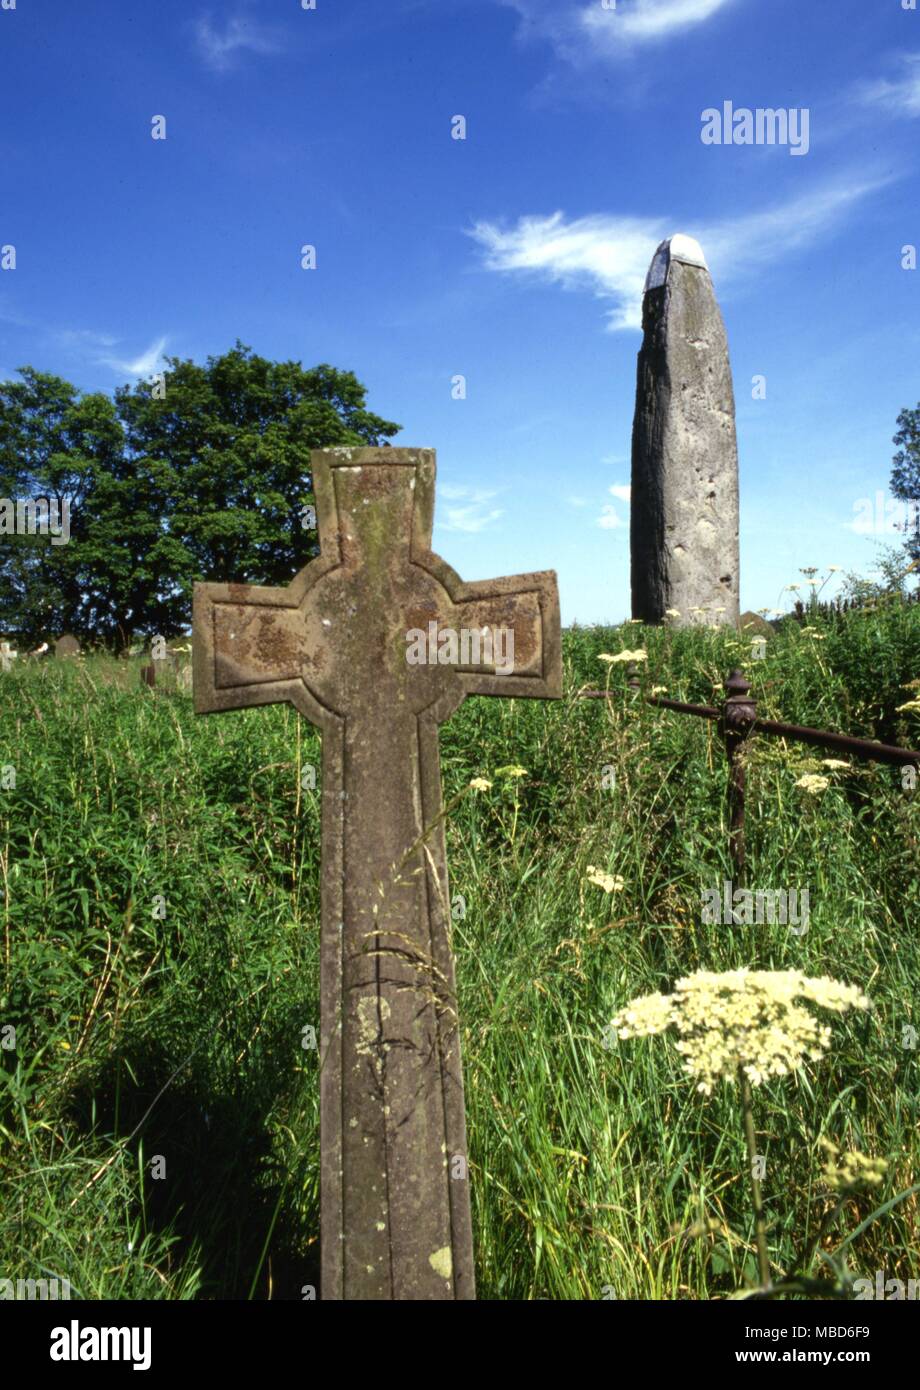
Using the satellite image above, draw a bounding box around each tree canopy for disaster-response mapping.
[891,402,920,565]
[0,343,400,645]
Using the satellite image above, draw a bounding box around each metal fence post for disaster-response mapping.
[722,669,756,882]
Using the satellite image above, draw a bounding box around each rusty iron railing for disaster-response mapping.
[579,666,920,879]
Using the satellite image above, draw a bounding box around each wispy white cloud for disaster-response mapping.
[581,0,739,47]
[103,336,168,379]
[498,0,742,65]
[857,52,920,117]
[597,503,625,530]
[470,176,889,330]
[609,483,631,502]
[436,484,504,533]
[56,327,118,350]
[0,310,144,368]
[194,12,282,72]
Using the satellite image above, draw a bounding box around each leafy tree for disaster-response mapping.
[891,403,920,566]
[0,369,127,642]
[0,344,400,645]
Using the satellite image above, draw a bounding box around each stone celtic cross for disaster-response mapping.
[193,447,561,1299]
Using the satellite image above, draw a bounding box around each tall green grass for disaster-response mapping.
[1,606,918,1299]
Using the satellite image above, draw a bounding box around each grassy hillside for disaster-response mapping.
[1,604,918,1299]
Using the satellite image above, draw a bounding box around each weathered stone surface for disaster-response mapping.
[739,610,774,638]
[54,635,81,657]
[630,235,740,627]
[193,446,562,1300]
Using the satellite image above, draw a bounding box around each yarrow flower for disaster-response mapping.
[796,773,830,794]
[610,969,869,1096]
[820,759,850,771]
[468,777,492,792]
[586,866,625,894]
[818,1139,887,1194]
[494,764,528,781]
[597,648,648,666]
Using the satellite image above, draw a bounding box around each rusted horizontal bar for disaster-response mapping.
[749,716,920,767]
[579,690,719,719]
[576,690,920,766]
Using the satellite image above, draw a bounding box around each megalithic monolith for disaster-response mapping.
[630,235,740,628]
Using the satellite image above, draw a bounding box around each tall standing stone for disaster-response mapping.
[630,235,740,627]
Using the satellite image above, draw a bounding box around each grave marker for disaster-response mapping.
[0,641,17,673]
[54,635,81,658]
[192,446,561,1299]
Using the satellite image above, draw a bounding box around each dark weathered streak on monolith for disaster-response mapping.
[192,447,561,1300]
[630,236,740,626]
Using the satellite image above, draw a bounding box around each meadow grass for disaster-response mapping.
[1,605,918,1300]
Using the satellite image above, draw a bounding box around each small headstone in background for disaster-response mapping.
[739,611,774,638]
[0,641,18,673]
[54,635,81,658]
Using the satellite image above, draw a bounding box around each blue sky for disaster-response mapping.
[2,0,919,623]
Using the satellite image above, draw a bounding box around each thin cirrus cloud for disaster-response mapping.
[499,0,742,61]
[102,336,168,379]
[580,0,740,47]
[598,504,625,530]
[194,13,282,72]
[597,484,631,530]
[856,52,920,117]
[469,176,890,331]
[435,485,504,534]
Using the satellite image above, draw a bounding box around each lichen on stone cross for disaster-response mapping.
[192,446,562,1300]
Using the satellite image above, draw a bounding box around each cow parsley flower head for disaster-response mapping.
[586,866,625,894]
[611,969,869,1096]
[796,773,830,794]
[818,1139,887,1193]
[598,649,648,665]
